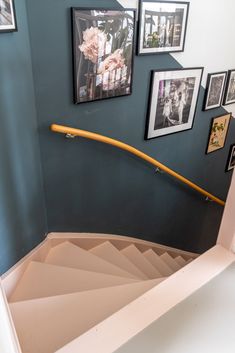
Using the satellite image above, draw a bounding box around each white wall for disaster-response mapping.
[117,0,235,117]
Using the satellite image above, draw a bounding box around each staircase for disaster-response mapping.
[1,233,197,353]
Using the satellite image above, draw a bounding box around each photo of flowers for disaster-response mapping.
[203,71,227,111]
[0,0,17,32]
[223,69,235,106]
[138,1,189,55]
[206,113,231,154]
[146,68,203,139]
[72,8,135,104]
[226,144,235,172]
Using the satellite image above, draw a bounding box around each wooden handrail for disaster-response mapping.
[51,124,225,207]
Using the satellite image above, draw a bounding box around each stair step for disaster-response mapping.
[45,242,135,279]
[160,253,181,272]
[174,256,187,267]
[9,261,139,302]
[10,279,163,353]
[121,245,162,279]
[90,241,147,280]
[143,249,174,276]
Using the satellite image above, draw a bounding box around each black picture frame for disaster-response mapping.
[0,0,17,33]
[223,69,235,106]
[226,143,235,172]
[137,0,189,55]
[145,67,203,140]
[72,8,136,105]
[206,113,231,154]
[203,71,227,111]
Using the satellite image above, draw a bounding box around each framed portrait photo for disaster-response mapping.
[226,144,235,172]
[223,69,235,105]
[206,113,231,154]
[138,0,189,55]
[72,8,136,104]
[203,71,227,111]
[0,0,17,33]
[146,67,203,140]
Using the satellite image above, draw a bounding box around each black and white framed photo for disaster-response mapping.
[203,72,227,111]
[146,68,203,139]
[138,0,189,55]
[72,8,136,104]
[226,144,235,172]
[0,0,17,33]
[223,69,235,106]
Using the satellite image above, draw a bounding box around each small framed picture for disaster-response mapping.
[138,0,189,55]
[72,8,136,104]
[223,69,235,105]
[206,113,231,154]
[203,72,227,111]
[146,67,203,140]
[0,0,17,33]
[226,144,235,172]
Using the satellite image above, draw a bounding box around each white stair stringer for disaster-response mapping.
[54,245,235,353]
[10,279,164,353]
[9,261,140,302]
[121,245,162,279]
[45,241,136,279]
[90,241,147,280]
[143,249,174,276]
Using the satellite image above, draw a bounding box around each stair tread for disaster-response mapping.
[90,241,147,280]
[10,279,164,353]
[9,261,139,302]
[143,249,174,276]
[45,242,135,279]
[174,256,187,267]
[160,253,181,272]
[121,245,162,279]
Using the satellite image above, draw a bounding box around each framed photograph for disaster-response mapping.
[146,67,203,139]
[226,144,235,172]
[0,0,17,33]
[72,8,136,104]
[206,113,231,154]
[138,0,189,55]
[223,69,235,105]
[203,72,227,111]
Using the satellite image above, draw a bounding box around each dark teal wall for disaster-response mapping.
[0,0,47,274]
[26,0,235,253]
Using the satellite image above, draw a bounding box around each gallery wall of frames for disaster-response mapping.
[6,0,235,253]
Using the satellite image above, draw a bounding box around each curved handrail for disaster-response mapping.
[51,124,225,207]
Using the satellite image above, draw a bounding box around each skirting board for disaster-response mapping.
[55,245,235,353]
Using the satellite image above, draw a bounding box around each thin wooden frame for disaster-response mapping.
[203,71,227,111]
[71,7,136,104]
[225,143,235,172]
[145,67,203,140]
[206,113,231,154]
[223,69,235,106]
[137,0,189,55]
[0,0,17,33]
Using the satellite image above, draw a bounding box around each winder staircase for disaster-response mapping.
[2,233,198,353]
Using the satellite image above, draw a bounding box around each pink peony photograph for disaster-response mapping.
[72,9,135,104]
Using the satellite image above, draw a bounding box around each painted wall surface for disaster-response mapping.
[26,0,235,253]
[0,0,47,274]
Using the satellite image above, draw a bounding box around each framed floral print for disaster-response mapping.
[225,144,235,172]
[206,113,231,154]
[72,8,136,104]
[223,69,235,106]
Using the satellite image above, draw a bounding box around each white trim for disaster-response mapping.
[55,245,235,353]
[0,279,22,353]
